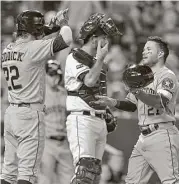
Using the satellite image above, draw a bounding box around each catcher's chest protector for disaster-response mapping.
[72,49,107,110]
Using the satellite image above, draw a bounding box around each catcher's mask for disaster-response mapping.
[78,13,122,40]
[46,60,63,84]
[16,10,45,37]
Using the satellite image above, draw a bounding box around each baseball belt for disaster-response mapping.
[68,110,107,119]
[47,135,66,141]
[139,121,175,136]
[10,103,46,112]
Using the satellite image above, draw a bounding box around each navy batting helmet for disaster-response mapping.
[16,10,45,37]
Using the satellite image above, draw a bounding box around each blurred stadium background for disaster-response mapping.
[1,1,179,184]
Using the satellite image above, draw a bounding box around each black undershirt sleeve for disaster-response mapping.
[53,35,68,53]
[44,25,61,36]
[114,100,137,112]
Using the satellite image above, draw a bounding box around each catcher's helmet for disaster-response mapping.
[16,10,45,37]
[123,65,154,89]
[78,13,122,40]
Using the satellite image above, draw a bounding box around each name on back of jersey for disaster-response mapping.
[2,51,24,63]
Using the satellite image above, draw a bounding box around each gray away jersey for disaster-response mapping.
[126,66,179,125]
[1,38,54,104]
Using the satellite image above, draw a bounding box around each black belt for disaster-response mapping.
[139,122,174,136]
[10,103,30,107]
[68,91,92,96]
[83,111,106,119]
[68,91,83,95]
[68,110,107,119]
[140,124,159,136]
[48,136,66,141]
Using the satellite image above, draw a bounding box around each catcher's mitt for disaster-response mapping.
[123,65,154,89]
[105,108,117,133]
[78,13,122,40]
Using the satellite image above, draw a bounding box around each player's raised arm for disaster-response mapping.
[20,9,73,63]
[51,9,72,53]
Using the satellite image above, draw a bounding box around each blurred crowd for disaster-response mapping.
[1,1,179,184]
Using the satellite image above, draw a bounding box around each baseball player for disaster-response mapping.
[64,13,121,184]
[1,9,72,184]
[38,60,74,184]
[92,36,179,183]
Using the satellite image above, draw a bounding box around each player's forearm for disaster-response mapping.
[53,26,72,53]
[114,100,137,112]
[135,90,162,109]
[84,59,104,87]
[60,26,73,46]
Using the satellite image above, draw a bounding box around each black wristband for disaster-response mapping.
[44,25,61,36]
[114,100,137,112]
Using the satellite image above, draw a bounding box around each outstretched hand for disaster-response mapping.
[90,95,117,107]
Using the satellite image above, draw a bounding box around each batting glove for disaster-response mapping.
[55,8,69,27]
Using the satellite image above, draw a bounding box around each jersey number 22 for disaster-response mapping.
[3,66,22,90]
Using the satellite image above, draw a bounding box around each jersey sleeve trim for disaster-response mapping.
[76,68,90,80]
[157,89,173,101]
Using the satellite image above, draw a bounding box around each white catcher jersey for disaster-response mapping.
[1,38,54,104]
[65,53,97,112]
[44,84,67,137]
[126,66,179,125]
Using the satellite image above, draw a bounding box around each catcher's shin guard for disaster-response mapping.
[1,179,11,184]
[71,157,102,184]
